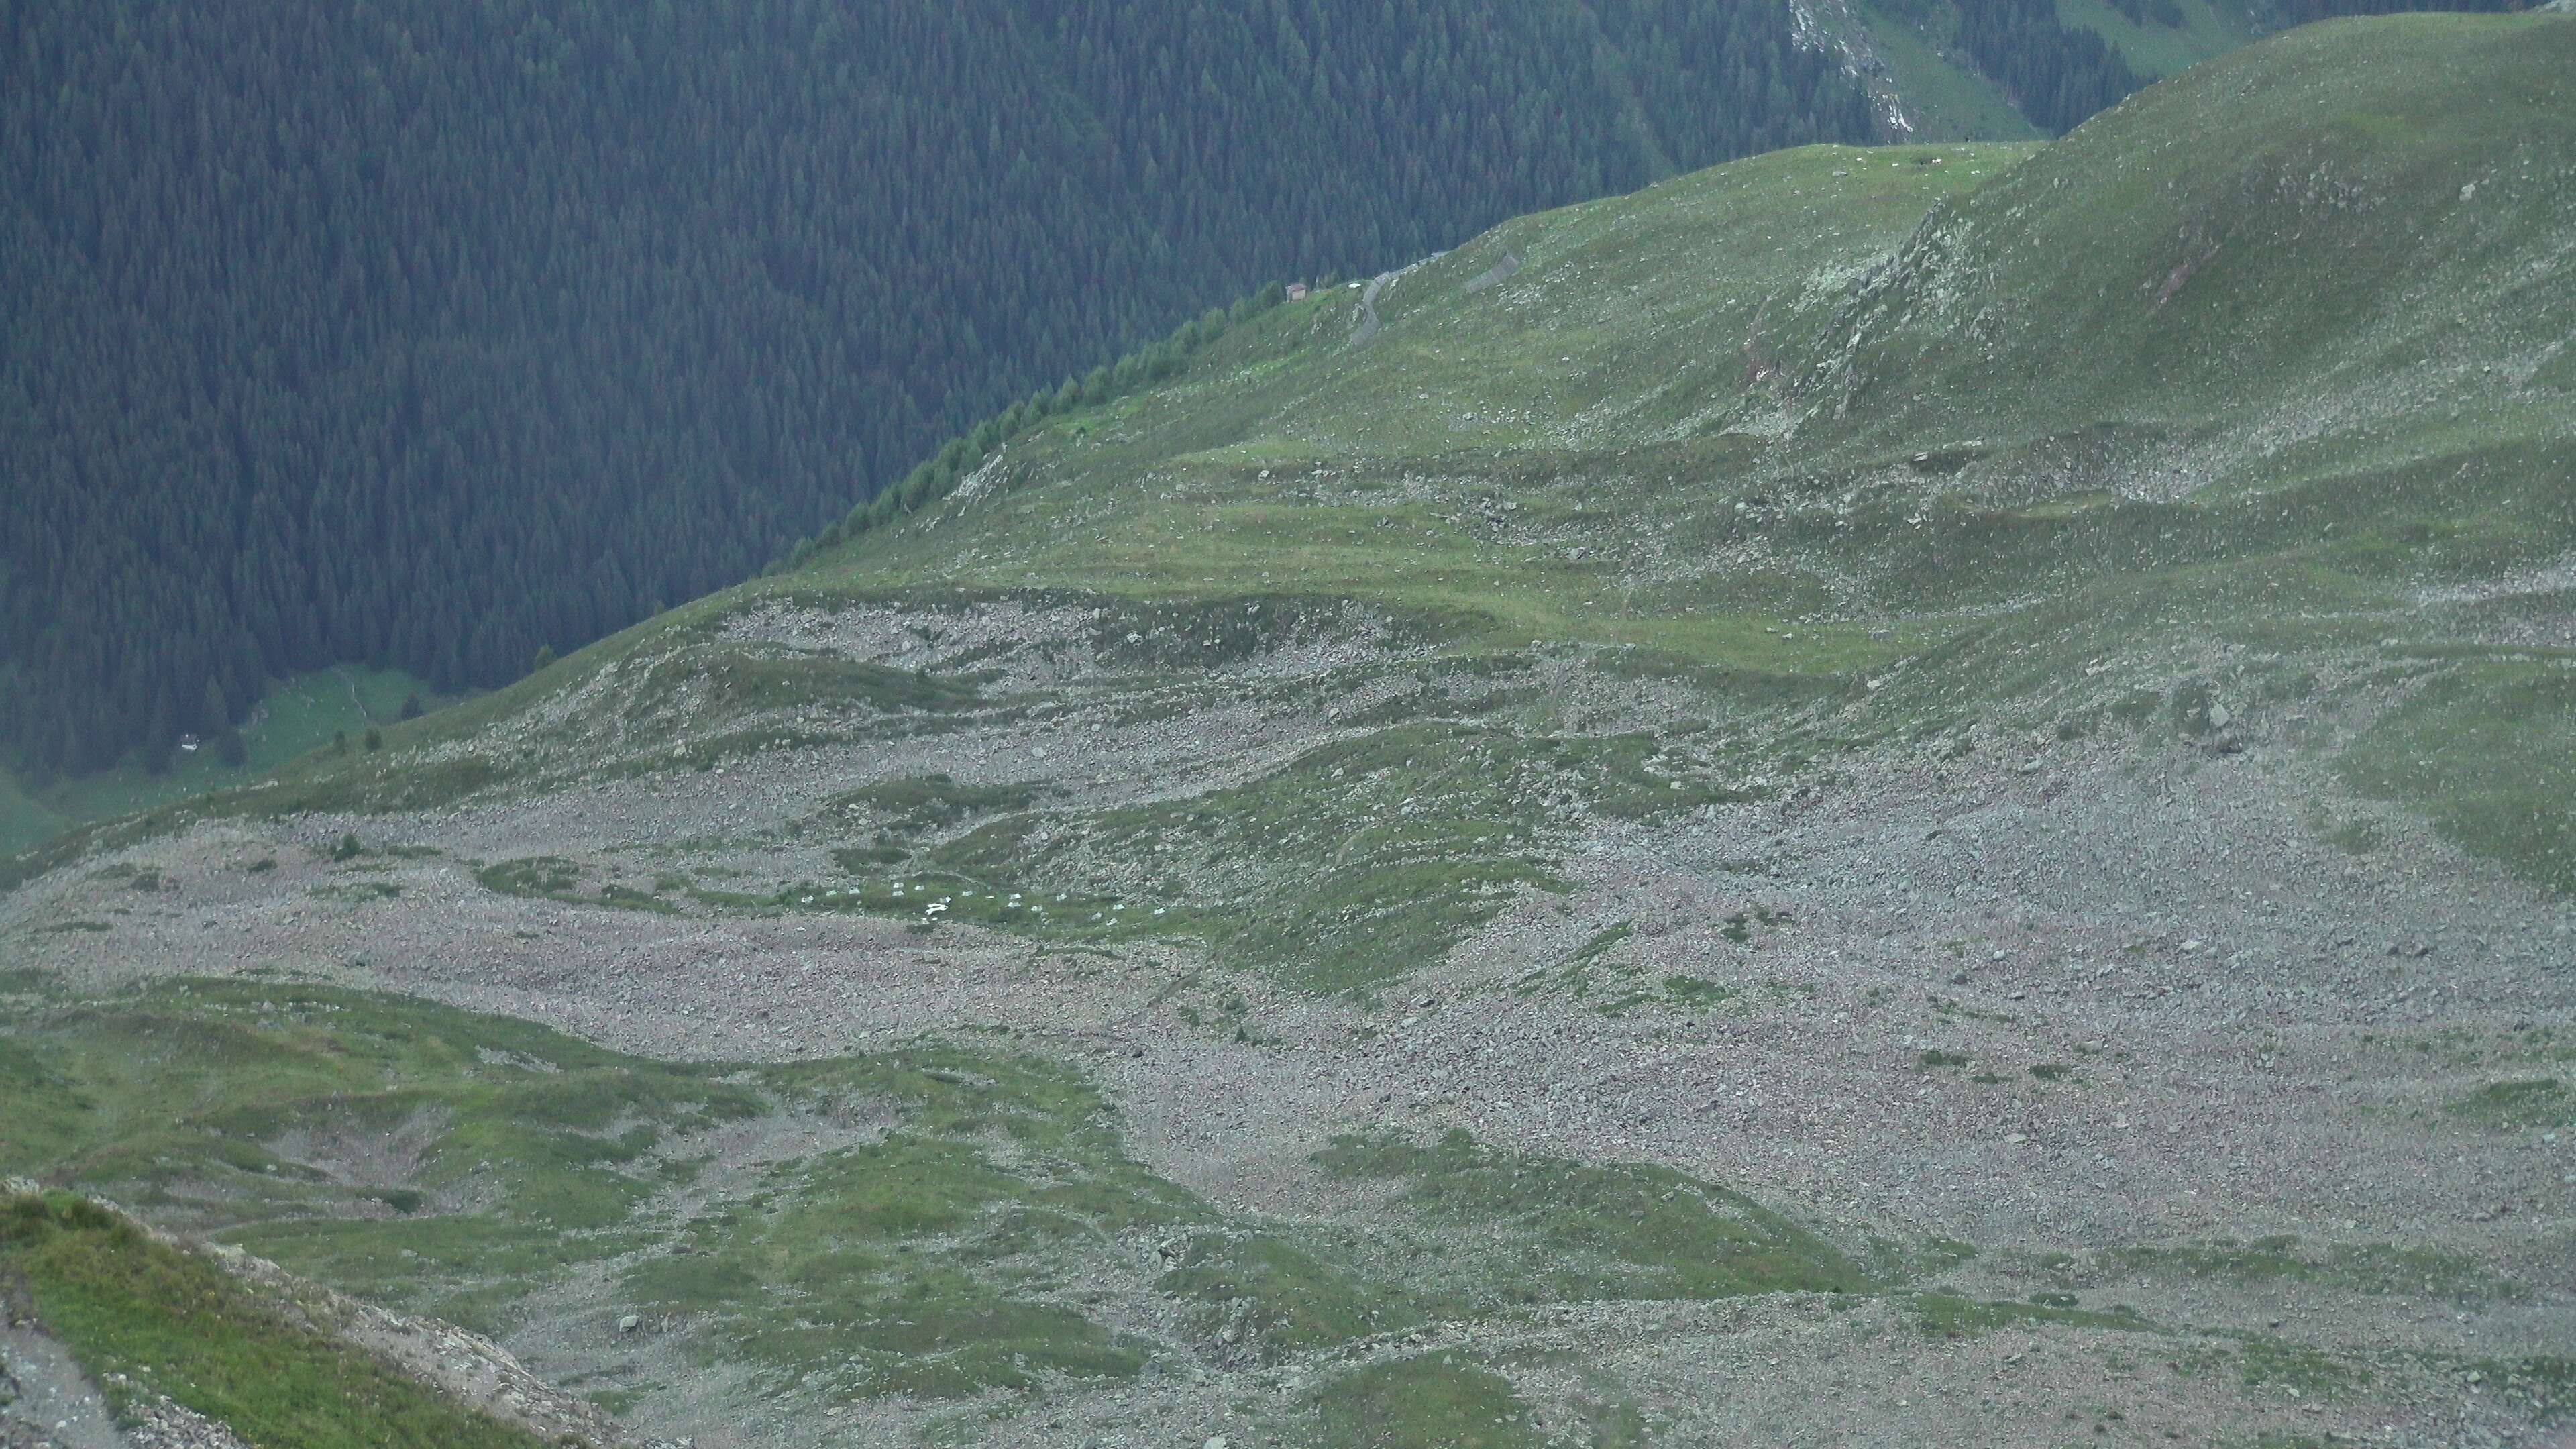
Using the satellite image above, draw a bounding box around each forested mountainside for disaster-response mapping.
[0,0,2528,796]
[0,0,1870,782]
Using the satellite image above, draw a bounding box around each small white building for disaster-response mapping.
[1285,282,1309,301]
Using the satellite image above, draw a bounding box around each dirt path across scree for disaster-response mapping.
[1349,252,1443,346]
[1,1326,126,1449]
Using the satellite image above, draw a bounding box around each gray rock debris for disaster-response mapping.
[0,1326,125,1449]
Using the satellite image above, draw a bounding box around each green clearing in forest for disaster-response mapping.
[1,667,439,854]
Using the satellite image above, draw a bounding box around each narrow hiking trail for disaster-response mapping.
[1348,252,1442,346]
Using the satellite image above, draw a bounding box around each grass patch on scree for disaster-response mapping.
[1317,1127,1866,1304]
[1309,1354,1548,1449]
[2339,663,2576,899]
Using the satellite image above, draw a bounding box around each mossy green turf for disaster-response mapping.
[1807,15,2576,467]
[1317,1128,1869,1305]
[2446,1078,2573,1131]
[810,140,2037,639]
[0,1193,545,1449]
[2093,1237,2520,1303]
[1157,1232,1426,1358]
[927,724,1587,993]
[0,977,1883,1402]
[1307,1356,1548,1449]
[2341,665,2576,898]
[619,1047,1207,1399]
[0,978,1205,1395]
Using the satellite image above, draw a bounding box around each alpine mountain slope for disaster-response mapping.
[3,14,2574,1448]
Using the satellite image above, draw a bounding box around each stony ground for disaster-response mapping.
[1,1325,127,1449]
[5,597,2569,1449]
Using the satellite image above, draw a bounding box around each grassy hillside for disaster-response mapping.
[0,1191,549,1449]
[5,16,2574,1448]
[1855,1,2049,140]
[0,0,2516,804]
[1793,13,2575,464]
[0,768,62,859]
[2055,0,2256,78]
